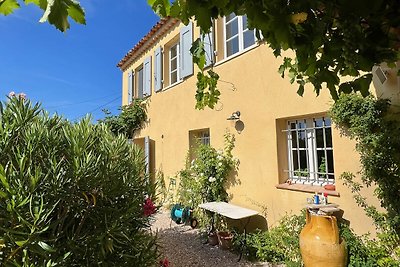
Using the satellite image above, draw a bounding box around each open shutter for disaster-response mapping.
[179,22,193,79]
[128,70,133,104]
[144,136,150,175]
[143,56,152,96]
[154,47,163,92]
[203,30,214,67]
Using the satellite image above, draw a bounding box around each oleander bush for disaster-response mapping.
[0,96,158,266]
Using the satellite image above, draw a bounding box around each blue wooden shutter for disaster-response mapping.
[179,22,193,79]
[203,30,214,67]
[128,70,133,104]
[143,56,152,96]
[144,136,150,175]
[154,47,163,92]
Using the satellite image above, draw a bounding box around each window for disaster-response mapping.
[129,56,151,100]
[224,14,256,58]
[169,42,179,85]
[286,117,334,185]
[137,67,144,99]
[189,129,210,160]
[197,130,210,146]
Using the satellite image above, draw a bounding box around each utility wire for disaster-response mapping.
[73,96,121,121]
[46,93,120,109]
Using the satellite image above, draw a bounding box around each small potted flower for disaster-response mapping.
[217,230,233,249]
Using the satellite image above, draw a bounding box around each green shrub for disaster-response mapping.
[233,210,400,266]
[0,97,158,266]
[100,99,147,138]
[339,222,400,267]
[330,93,400,266]
[233,212,305,266]
[177,133,238,228]
[330,94,400,231]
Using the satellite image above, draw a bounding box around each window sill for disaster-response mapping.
[214,42,260,67]
[160,79,184,92]
[276,183,340,197]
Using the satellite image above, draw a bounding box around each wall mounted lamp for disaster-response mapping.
[227,111,241,121]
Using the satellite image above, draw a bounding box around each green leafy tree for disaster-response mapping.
[148,0,400,107]
[0,0,85,31]
[0,96,159,266]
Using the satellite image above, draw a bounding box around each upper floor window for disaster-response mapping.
[169,42,180,85]
[224,14,256,58]
[127,56,151,103]
[286,117,334,185]
[156,22,193,91]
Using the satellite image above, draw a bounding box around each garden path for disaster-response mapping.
[151,211,255,267]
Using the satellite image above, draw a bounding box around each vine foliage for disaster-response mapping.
[330,93,400,264]
[190,33,220,109]
[330,94,400,230]
[176,132,238,227]
[149,0,400,108]
[99,99,147,139]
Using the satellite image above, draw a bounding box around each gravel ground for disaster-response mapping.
[151,211,255,267]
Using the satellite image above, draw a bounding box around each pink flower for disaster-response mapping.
[143,197,156,216]
[18,93,26,100]
[8,91,16,97]
[159,257,170,267]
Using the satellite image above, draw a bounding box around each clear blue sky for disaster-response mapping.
[0,0,158,121]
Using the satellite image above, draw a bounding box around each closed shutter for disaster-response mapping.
[154,47,163,92]
[128,70,133,104]
[143,56,152,96]
[179,22,193,79]
[203,30,214,67]
[144,136,150,175]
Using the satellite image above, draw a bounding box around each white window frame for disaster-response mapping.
[286,117,334,185]
[198,130,210,146]
[223,14,256,58]
[169,42,180,86]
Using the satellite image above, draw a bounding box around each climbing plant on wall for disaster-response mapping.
[330,93,400,265]
[99,99,147,139]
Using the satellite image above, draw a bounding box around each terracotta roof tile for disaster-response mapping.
[117,17,180,70]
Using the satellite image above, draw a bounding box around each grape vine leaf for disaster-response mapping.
[0,0,20,15]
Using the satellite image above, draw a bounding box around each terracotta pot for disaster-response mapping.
[300,210,347,267]
[217,231,233,250]
[208,232,218,246]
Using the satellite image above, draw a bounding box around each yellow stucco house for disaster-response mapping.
[117,16,378,234]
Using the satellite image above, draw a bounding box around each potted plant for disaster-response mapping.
[217,230,233,249]
[208,231,219,246]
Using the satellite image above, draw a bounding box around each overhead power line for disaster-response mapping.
[46,93,120,109]
[73,96,121,121]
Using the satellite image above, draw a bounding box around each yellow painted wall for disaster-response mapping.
[119,19,379,235]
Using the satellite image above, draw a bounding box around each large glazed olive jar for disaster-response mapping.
[299,210,347,267]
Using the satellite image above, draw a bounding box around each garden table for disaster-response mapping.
[199,201,258,261]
